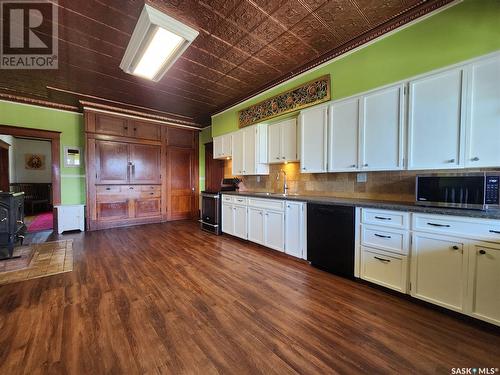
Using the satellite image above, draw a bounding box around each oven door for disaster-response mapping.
[416,174,486,210]
[200,193,221,234]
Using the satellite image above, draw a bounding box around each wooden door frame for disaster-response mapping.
[0,124,61,231]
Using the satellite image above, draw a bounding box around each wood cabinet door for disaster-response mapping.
[299,106,328,173]
[360,84,404,171]
[97,200,130,221]
[96,141,130,184]
[410,233,467,312]
[135,198,161,218]
[167,147,195,220]
[466,55,500,168]
[467,242,500,325]
[328,98,359,172]
[166,128,195,148]
[130,144,161,184]
[95,114,129,136]
[130,121,161,141]
[408,68,464,170]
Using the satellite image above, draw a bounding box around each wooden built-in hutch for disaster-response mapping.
[85,109,199,231]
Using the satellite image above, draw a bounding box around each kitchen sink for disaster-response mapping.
[252,192,300,197]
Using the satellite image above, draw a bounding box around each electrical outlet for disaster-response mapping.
[357,173,367,183]
[257,176,261,183]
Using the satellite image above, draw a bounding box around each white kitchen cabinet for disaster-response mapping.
[213,134,232,159]
[360,84,405,171]
[467,241,500,325]
[56,204,85,234]
[248,207,265,245]
[299,105,328,173]
[408,68,465,170]
[465,55,500,168]
[361,246,408,293]
[410,232,467,312]
[328,98,359,172]
[285,201,306,259]
[233,204,248,239]
[264,210,285,252]
[222,203,234,235]
[268,118,297,163]
[232,125,268,176]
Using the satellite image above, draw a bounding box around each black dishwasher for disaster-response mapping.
[307,203,355,278]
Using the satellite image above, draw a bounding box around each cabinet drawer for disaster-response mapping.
[222,195,234,203]
[248,198,284,211]
[361,226,409,255]
[412,214,500,242]
[233,196,248,206]
[139,191,161,199]
[140,185,161,192]
[97,185,122,194]
[362,209,409,229]
[361,246,408,293]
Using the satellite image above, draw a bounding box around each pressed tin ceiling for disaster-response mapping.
[0,0,454,126]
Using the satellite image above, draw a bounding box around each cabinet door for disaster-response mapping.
[411,233,467,312]
[222,204,234,235]
[96,141,129,184]
[285,202,304,258]
[328,98,359,172]
[281,119,297,161]
[233,205,247,239]
[467,242,500,325]
[131,121,161,141]
[268,123,282,163]
[466,56,500,168]
[232,130,245,175]
[167,147,195,220]
[97,200,130,221]
[222,134,232,157]
[248,207,265,245]
[264,210,285,252]
[135,198,161,218]
[360,85,404,171]
[95,114,129,136]
[299,106,328,173]
[213,136,224,159]
[130,144,161,184]
[408,69,465,169]
[243,127,256,175]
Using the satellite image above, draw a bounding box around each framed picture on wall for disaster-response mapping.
[25,154,46,170]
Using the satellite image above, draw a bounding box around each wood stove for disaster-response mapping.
[0,192,27,260]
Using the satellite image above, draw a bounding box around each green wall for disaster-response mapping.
[198,126,212,192]
[0,101,85,204]
[212,0,500,136]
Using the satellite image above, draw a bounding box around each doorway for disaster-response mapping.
[0,125,61,234]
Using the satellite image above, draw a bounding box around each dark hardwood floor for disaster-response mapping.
[0,221,499,374]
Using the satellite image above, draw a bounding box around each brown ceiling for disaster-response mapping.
[0,0,452,126]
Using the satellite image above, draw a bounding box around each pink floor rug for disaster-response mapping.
[27,212,53,232]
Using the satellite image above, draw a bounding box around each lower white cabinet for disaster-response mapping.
[360,246,408,293]
[233,205,248,239]
[467,241,500,325]
[222,203,234,235]
[264,210,285,252]
[248,207,265,244]
[410,233,468,312]
[285,202,306,258]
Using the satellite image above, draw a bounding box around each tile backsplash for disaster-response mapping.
[224,161,497,203]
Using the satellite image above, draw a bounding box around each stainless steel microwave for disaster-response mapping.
[416,173,500,210]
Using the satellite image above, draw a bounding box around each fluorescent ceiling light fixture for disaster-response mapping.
[120,4,199,82]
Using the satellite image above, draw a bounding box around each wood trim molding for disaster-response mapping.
[0,92,80,112]
[212,0,456,115]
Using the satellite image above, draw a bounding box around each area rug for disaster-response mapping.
[27,212,53,232]
[0,240,73,286]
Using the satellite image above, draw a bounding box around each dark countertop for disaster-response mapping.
[222,191,500,220]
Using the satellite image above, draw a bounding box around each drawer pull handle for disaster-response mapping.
[374,233,391,239]
[452,246,460,250]
[150,193,154,195]
[374,216,391,220]
[479,250,486,255]
[374,256,391,263]
[427,222,450,227]
[106,187,111,190]
[489,230,500,234]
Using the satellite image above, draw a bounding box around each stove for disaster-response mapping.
[200,178,239,234]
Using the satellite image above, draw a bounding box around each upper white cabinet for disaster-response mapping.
[408,68,465,170]
[299,105,328,173]
[328,98,360,172]
[360,84,405,171]
[232,124,269,176]
[465,55,500,168]
[268,118,298,163]
[213,133,232,159]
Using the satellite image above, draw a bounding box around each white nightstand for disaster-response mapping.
[55,204,85,234]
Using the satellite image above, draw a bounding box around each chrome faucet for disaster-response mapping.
[279,169,288,195]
